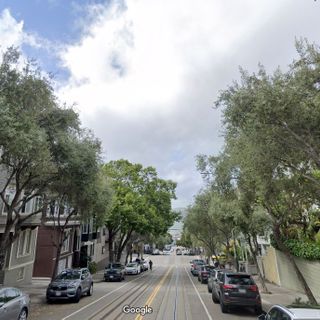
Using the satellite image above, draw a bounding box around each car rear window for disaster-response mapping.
[226,274,255,285]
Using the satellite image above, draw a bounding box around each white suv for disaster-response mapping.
[259,305,320,320]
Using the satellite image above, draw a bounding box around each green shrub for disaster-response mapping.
[270,235,320,260]
[88,261,97,274]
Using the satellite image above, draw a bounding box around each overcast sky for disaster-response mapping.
[0,0,319,208]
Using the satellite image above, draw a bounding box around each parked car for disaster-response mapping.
[46,268,93,303]
[0,287,30,320]
[207,268,229,293]
[104,262,125,281]
[212,271,262,314]
[190,259,205,276]
[258,305,320,320]
[163,249,171,255]
[141,258,149,271]
[125,262,141,275]
[198,265,215,284]
[152,249,160,255]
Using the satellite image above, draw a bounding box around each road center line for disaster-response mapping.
[184,266,213,320]
[61,271,149,320]
[135,266,173,320]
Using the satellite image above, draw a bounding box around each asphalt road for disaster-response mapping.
[29,254,258,320]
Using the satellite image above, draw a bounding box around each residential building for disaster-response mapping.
[0,182,40,285]
[33,201,81,278]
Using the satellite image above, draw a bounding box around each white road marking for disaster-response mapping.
[61,271,149,320]
[184,266,213,320]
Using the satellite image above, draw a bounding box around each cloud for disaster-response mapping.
[0,8,53,63]
[3,0,320,207]
[0,9,24,52]
[56,0,297,207]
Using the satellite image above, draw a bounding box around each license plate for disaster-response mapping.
[55,292,61,296]
[110,275,113,278]
[239,289,246,293]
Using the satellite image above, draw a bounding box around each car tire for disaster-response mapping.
[46,297,53,304]
[87,284,93,296]
[208,285,212,293]
[73,288,81,303]
[220,299,228,313]
[255,306,263,315]
[212,292,219,303]
[18,307,28,320]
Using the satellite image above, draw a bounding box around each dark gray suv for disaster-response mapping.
[212,271,262,314]
[46,268,93,303]
[104,263,125,281]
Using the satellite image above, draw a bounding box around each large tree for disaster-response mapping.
[0,48,107,281]
[103,159,177,262]
[214,40,320,304]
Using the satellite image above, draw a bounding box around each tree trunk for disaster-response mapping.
[247,236,270,294]
[108,232,114,263]
[52,244,62,280]
[273,224,318,305]
[116,230,132,262]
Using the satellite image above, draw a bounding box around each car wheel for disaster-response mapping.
[73,288,82,303]
[255,306,263,315]
[220,299,228,313]
[46,297,53,304]
[208,285,212,293]
[18,308,28,320]
[211,292,219,303]
[87,283,93,296]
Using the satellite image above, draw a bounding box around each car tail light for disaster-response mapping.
[223,284,236,290]
[248,285,258,292]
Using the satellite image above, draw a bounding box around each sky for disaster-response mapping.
[0,0,319,208]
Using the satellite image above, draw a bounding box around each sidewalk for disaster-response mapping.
[16,270,105,305]
[254,276,308,312]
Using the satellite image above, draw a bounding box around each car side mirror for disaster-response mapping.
[81,275,85,280]
[258,315,266,320]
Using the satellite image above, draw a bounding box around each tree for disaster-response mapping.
[0,48,83,277]
[103,159,177,262]
[48,136,113,279]
[214,40,320,304]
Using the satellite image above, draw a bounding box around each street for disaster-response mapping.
[29,255,257,320]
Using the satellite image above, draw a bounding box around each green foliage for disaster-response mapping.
[271,235,320,260]
[88,261,97,274]
[284,239,320,260]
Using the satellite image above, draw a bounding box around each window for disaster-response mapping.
[5,288,20,302]
[0,290,5,304]
[82,224,89,234]
[89,244,95,257]
[17,229,33,257]
[61,231,70,253]
[33,196,43,212]
[17,267,25,281]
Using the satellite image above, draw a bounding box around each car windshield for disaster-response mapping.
[55,270,81,281]
[127,263,137,267]
[226,274,255,285]
[107,263,122,269]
